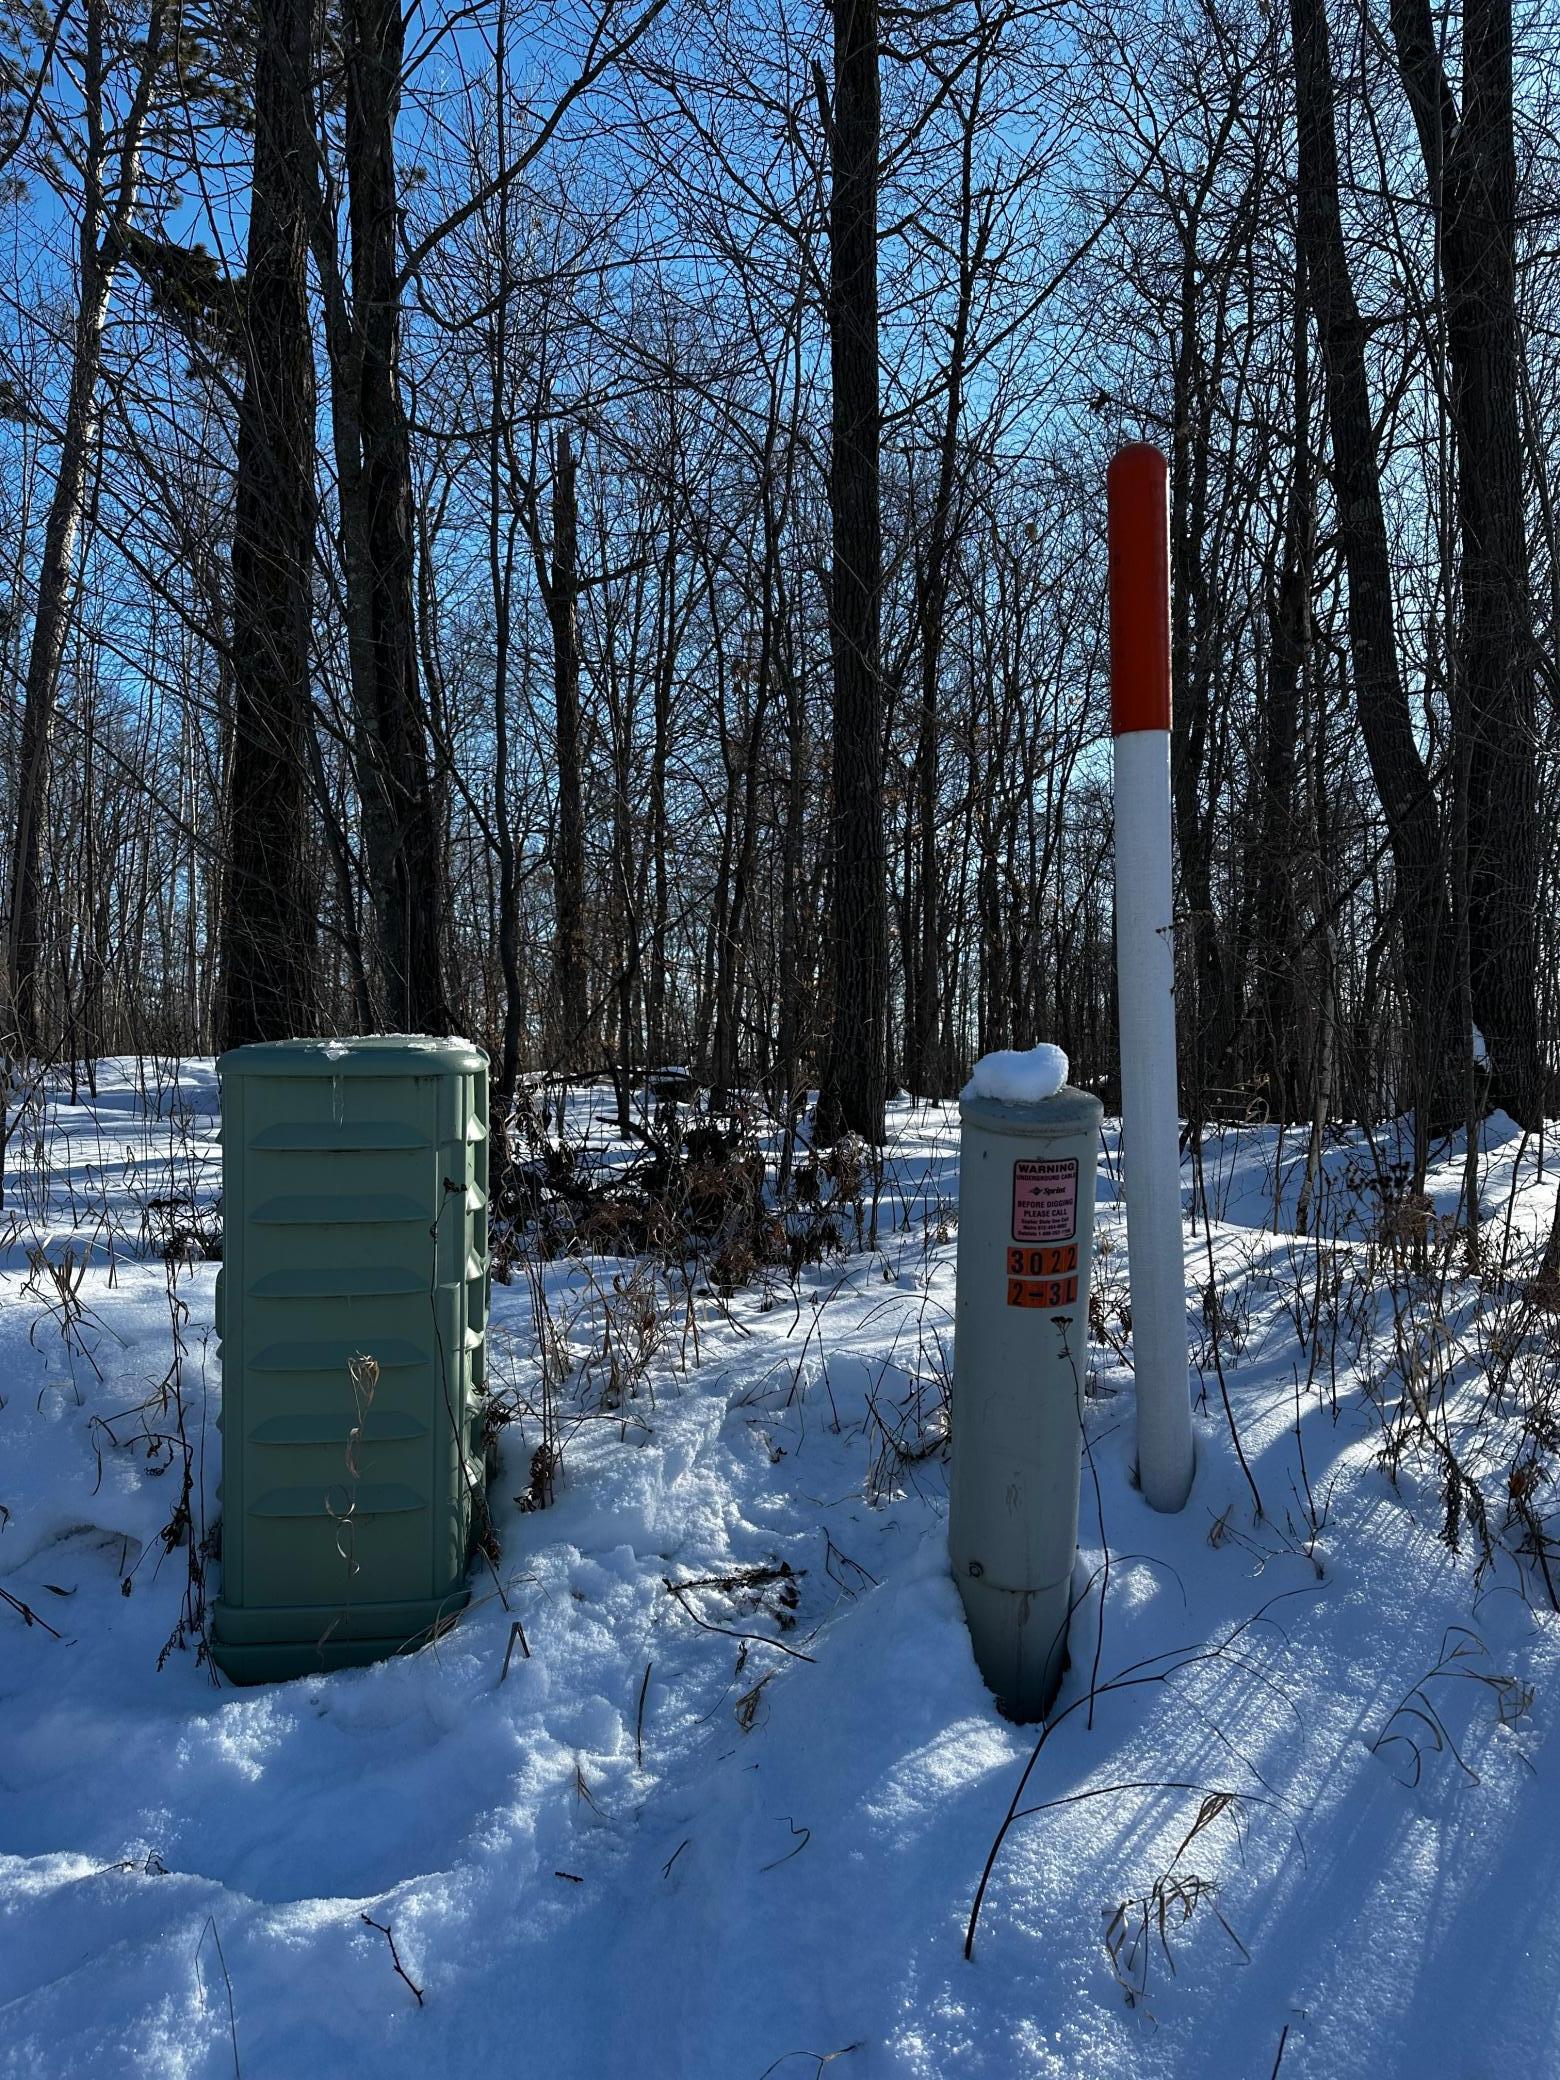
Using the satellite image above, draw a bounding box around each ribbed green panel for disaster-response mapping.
[211,1037,490,1683]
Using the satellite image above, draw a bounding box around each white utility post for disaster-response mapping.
[1108,444,1195,1513]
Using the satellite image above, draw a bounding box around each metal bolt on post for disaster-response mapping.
[949,1084,1103,1720]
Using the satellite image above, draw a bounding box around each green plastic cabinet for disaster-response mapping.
[211,1037,490,1682]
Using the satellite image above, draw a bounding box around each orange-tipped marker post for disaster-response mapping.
[1108,445,1194,1513]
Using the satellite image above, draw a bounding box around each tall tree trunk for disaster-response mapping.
[9,298,107,1056]
[646,528,677,1072]
[1168,222,1231,1121]
[606,628,639,1126]
[1390,0,1543,1127]
[487,10,522,1096]
[712,474,783,1104]
[491,464,522,1091]
[819,0,888,1144]
[547,427,591,1063]
[775,646,808,1192]
[7,0,163,1055]
[711,662,772,1106]
[336,0,450,1034]
[906,72,989,1102]
[1249,264,1312,1120]
[221,0,320,1049]
[1290,0,1457,1133]
[302,713,374,1028]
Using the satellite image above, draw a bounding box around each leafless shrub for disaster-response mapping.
[115,1250,216,1673]
[512,1255,564,1512]
[137,1192,222,1265]
[965,1588,1315,1960]
[1194,1271,1252,1369]
[593,1261,666,1408]
[22,1241,108,1399]
[492,1084,796,1304]
[1087,1226,1134,1365]
[864,1354,948,1505]
[735,1670,775,1729]
[323,1354,380,1594]
[1102,1792,1251,2013]
[1369,1624,1534,1788]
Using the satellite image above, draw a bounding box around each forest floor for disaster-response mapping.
[3,1062,1560,2079]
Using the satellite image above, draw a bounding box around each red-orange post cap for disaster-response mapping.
[1107,443,1171,736]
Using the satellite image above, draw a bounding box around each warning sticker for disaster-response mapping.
[1007,1275,1080,1309]
[1011,1158,1078,1243]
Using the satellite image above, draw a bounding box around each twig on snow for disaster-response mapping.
[0,1583,64,1637]
[759,1817,810,1872]
[755,2045,861,2079]
[662,1577,816,1663]
[360,1914,424,2008]
[636,1660,652,1767]
[500,1618,530,1680]
[194,1915,241,2075]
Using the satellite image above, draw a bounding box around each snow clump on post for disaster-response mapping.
[961,1043,1070,1105]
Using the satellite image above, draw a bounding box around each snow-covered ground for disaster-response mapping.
[4,1061,1560,2078]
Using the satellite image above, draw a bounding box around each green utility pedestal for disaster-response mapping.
[211,1037,490,1683]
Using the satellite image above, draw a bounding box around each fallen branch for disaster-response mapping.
[360,1914,424,2008]
[662,1577,816,1663]
[1,1583,63,1637]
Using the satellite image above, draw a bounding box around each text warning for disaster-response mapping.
[1011,1157,1078,1244]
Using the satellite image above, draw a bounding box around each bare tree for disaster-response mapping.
[1291,0,1457,1138]
[220,0,320,1047]
[7,0,167,1054]
[819,0,888,1143]
[1390,0,1544,1126]
[539,424,591,1062]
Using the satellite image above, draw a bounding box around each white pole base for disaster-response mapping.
[1113,728,1195,1513]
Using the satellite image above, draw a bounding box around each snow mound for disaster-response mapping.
[962,1042,1069,1105]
